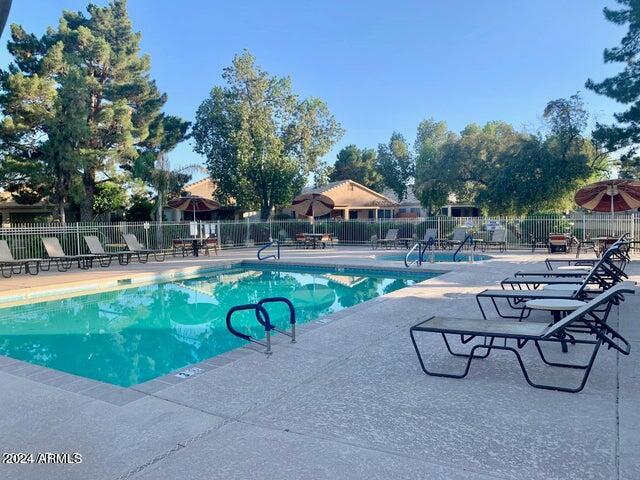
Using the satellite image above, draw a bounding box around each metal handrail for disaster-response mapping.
[226,303,273,354]
[404,238,437,268]
[257,239,280,261]
[256,297,297,343]
[453,234,474,262]
[404,242,421,268]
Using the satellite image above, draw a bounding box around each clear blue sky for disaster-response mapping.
[0,0,625,180]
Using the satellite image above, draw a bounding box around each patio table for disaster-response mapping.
[303,233,333,249]
[175,238,215,257]
[524,298,586,352]
[592,237,618,256]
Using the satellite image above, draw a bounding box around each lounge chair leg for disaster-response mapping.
[0,265,11,278]
[410,328,481,379]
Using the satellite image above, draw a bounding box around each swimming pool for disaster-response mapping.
[0,264,437,386]
[377,251,491,262]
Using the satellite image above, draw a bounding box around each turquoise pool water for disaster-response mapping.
[378,251,491,262]
[0,264,436,386]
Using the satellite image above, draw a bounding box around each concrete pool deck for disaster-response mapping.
[0,246,638,479]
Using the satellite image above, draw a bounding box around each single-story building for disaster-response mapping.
[164,178,254,221]
[0,191,55,226]
[384,186,480,218]
[287,180,398,220]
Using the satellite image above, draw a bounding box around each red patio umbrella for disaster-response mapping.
[574,179,640,218]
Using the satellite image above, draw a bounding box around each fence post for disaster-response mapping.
[75,223,81,255]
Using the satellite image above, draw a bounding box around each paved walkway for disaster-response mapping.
[0,247,638,479]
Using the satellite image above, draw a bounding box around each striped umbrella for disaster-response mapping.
[291,193,334,218]
[166,195,220,219]
[574,180,640,218]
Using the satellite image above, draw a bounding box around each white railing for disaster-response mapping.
[0,213,636,259]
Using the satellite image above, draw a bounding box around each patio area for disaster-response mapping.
[0,246,638,480]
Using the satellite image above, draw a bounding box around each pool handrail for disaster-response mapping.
[226,303,273,354]
[257,239,280,261]
[256,297,297,343]
[404,238,435,268]
[453,234,474,262]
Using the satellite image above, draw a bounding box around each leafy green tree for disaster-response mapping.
[93,181,127,220]
[192,51,343,219]
[413,119,455,213]
[0,0,186,220]
[586,0,640,177]
[329,145,384,191]
[377,132,414,201]
[412,97,609,215]
[126,193,154,221]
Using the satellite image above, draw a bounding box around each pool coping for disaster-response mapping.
[0,259,447,405]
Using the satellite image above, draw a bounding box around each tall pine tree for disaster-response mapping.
[0,0,187,220]
[586,0,640,177]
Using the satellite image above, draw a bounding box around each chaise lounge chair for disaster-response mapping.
[376,229,399,249]
[484,228,507,252]
[475,247,623,319]
[84,236,131,267]
[503,244,627,290]
[446,227,472,250]
[123,233,166,263]
[42,237,97,272]
[0,239,48,277]
[410,283,634,393]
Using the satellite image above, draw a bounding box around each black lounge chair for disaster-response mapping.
[123,233,166,263]
[84,236,131,267]
[410,283,634,393]
[0,240,48,277]
[484,228,507,252]
[446,227,470,249]
[500,245,624,291]
[475,250,622,319]
[376,229,399,249]
[42,237,97,272]
[544,235,631,270]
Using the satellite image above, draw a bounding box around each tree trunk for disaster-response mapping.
[58,200,66,224]
[156,192,164,222]
[80,167,96,221]
[260,202,272,220]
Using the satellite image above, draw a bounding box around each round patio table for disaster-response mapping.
[592,237,618,257]
[525,298,586,352]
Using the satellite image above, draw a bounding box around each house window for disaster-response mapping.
[368,210,375,219]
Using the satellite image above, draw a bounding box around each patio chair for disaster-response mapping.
[484,229,507,252]
[122,233,166,263]
[422,228,438,247]
[475,245,623,319]
[172,238,194,257]
[203,235,219,256]
[446,227,471,250]
[377,229,399,249]
[42,237,96,272]
[410,283,634,393]
[0,240,48,277]
[295,233,309,249]
[548,233,571,253]
[84,236,131,266]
